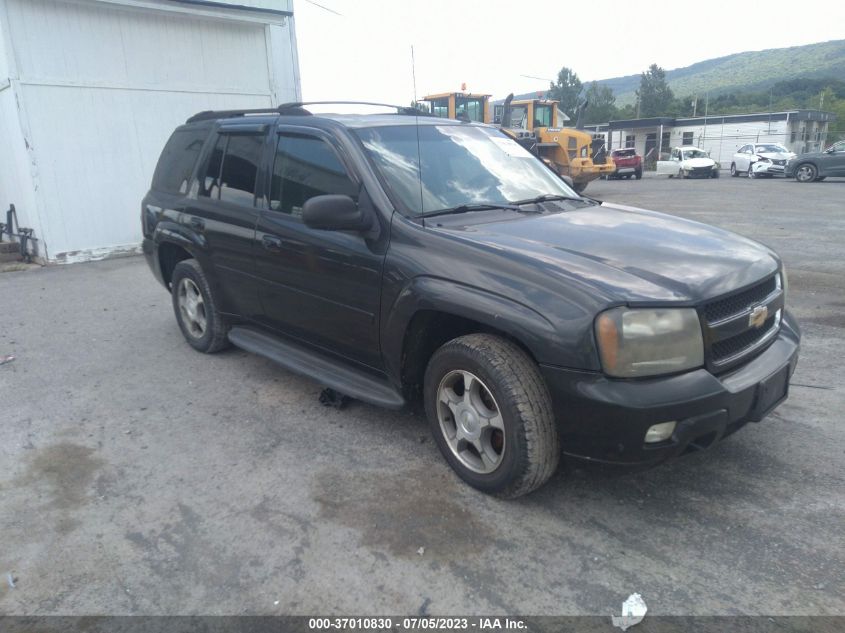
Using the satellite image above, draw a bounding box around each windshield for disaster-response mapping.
[755,144,788,153]
[354,124,579,216]
[682,148,709,159]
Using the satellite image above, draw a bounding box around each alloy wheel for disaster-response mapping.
[177,278,207,338]
[436,370,505,474]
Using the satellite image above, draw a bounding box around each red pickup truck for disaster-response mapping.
[610,148,643,180]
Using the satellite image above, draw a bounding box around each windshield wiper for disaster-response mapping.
[418,203,525,219]
[510,193,589,205]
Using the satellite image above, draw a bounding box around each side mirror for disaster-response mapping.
[825,146,836,154]
[302,195,371,232]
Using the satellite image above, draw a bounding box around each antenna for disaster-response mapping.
[411,45,418,105]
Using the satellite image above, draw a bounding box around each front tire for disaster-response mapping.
[747,165,755,179]
[423,334,560,498]
[730,163,738,177]
[171,259,230,353]
[634,168,642,180]
[794,163,818,183]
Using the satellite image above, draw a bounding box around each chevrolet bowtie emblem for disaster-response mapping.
[749,305,768,328]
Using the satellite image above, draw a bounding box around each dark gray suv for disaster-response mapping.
[786,140,845,182]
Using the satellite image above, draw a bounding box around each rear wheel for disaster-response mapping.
[795,163,817,183]
[424,334,560,498]
[171,259,230,353]
[730,163,738,177]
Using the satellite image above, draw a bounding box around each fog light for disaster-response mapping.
[645,421,676,443]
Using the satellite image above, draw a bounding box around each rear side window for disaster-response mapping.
[269,134,357,217]
[199,133,263,206]
[151,127,208,194]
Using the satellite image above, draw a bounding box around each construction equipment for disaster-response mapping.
[500,97,615,192]
[419,92,492,123]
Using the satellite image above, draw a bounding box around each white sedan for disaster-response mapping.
[730,143,796,178]
[657,146,720,179]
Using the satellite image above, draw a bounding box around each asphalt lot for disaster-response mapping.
[1,174,843,617]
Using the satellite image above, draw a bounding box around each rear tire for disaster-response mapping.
[171,259,230,353]
[424,334,560,499]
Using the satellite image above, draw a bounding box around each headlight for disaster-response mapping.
[595,308,704,377]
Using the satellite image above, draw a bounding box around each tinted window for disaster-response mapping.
[152,127,208,194]
[200,135,226,198]
[219,135,263,206]
[270,134,357,217]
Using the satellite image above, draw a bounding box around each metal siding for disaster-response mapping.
[0,87,42,242]
[3,0,299,260]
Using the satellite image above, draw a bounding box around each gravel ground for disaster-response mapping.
[0,174,843,616]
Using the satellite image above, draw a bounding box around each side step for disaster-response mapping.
[227,326,406,410]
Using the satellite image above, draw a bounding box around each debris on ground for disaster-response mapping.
[319,388,351,410]
[7,573,16,589]
[611,593,647,631]
[0,354,15,366]
[416,547,425,556]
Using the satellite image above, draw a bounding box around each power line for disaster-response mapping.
[302,0,343,16]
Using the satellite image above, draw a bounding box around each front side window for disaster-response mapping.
[152,127,208,195]
[355,124,578,215]
[270,134,357,218]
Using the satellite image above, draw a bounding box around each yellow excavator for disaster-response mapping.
[420,91,612,193]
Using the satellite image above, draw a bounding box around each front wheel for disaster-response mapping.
[730,163,738,177]
[794,163,818,183]
[711,169,720,179]
[424,334,560,498]
[634,169,642,180]
[677,169,685,179]
[747,165,755,179]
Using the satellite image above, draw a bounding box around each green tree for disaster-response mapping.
[547,67,583,119]
[637,64,674,117]
[583,82,617,124]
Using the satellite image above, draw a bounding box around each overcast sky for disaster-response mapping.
[293,0,845,105]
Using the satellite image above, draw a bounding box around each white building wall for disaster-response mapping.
[0,0,300,262]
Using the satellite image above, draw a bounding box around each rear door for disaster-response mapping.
[819,141,845,176]
[253,127,386,368]
[183,124,269,318]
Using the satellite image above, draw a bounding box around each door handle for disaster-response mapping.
[262,234,283,252]
[189,217,205,232]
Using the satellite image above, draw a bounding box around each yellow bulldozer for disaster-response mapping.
[420,91,612,193]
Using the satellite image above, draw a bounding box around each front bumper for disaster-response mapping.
[752,161,786,175]
[540,311,800,469]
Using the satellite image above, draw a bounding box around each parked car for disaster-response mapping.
[785,140,845,182]
[730,143,796,178]
[142,103,799,498]
[609,148,643,179]
[656,146,720,178]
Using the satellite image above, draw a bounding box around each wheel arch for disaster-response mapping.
[382,277,558,398]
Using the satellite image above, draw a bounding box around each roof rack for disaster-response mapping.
[186,101,421,124]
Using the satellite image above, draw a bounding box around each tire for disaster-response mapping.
[730,163,738,177]
[747,165,755,179]
[625,173,632,179]
[171,259,230,353]
[423,334,559,499]
[711,169,720,179]
[678,168,685,179]
[794,163,817,183]
[635,169,642,180]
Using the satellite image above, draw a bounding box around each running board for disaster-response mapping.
[227,326,405,410]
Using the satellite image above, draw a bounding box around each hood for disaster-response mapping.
[434,202,779,304]
[681,157,715,168]
[758,151,795,160]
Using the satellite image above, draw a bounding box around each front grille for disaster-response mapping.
[704,276,777,323]
[702,275,783,372]
[711,315,776,362]
[773,159,786,166]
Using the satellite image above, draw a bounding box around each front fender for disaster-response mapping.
[381,276,561,383]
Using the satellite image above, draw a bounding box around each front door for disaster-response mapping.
[253,129,386,368]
